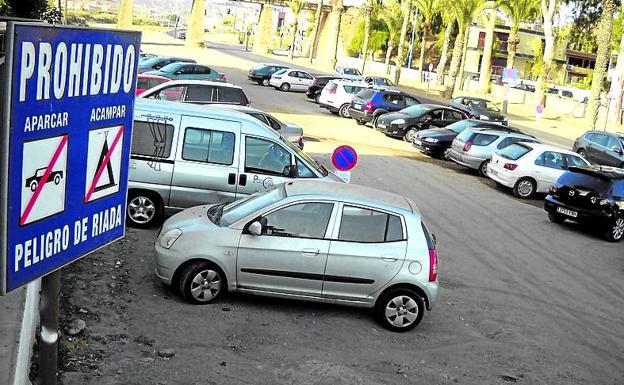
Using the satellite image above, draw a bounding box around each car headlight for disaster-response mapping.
[159,228,182,249]
[390,119,405,125]
[479,114,490,120]
[424,137,438,143]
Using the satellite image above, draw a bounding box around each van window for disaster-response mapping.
[245,137,291,176]
[185,85,214,103]
[218,87,249,105]
[131,120,174,158]
[182,128,235,165]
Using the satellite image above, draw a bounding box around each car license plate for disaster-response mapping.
[377,124,386,129]
[354,103,362,109]
[556,206,578,218]
[413,139,422,146]
[489,169,498,176]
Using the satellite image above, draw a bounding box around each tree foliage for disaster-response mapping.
[562,0,621,53]
[378,0,403,44]
[0,0,11,16]
[348,17,389,56]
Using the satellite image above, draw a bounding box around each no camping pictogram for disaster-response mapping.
[20,135,69,226]
[84,125,124,203]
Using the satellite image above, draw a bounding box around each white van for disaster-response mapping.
[128,99,341,227]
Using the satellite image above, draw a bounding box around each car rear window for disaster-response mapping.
[472,133,498,146]
[325,82,338,92]
[456,129,474,142]
[499,143,531,160]
[556,171,610,191]
[447,120,471,133]
[355,89,375,100]
[218,87,249,105]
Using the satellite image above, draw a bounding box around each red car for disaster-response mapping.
[136,74,171,96]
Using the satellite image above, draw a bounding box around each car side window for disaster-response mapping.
[536,151,564,170]
[194,65,210,74]
[218,88,248,105]
[289,71,298,78]
[177,65,194,75]
[612,181,624,198]
[182,128,235,165]
[296,158,316,178]
[137,78,149,89]
[449,111,464,120]
[564,154,588,168]
[262,203,333,239]
[146,85,186,102]
[585,133,595,142]
[185,85,214,102]
[245,137,292,176]
[249,113,270,125]
[605,135,621,152]
[338,206,404,243]
[496,137,513,149]
[593,133,609,147]
[265,116,282,130]
[384,94,403,105]
[431,110,444,120]
[405,96,419,107]
[301,72,313,80]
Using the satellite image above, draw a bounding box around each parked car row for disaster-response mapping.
[138,55,227,82]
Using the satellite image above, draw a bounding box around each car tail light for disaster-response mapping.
[299,135,304,146]
[503,163,518,170]
[364,102,374,112]
[463,141,473,152]
[219,74,227,82]
[329,88,337,94]
[428,249,438,282]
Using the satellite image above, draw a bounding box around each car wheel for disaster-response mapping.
[256,80,263,86]
[280,83,291,92]
[30,180,38,192]
[179,262,226,304]
[478,160,490,177]
[339,104,351,118]
[376,288,424,332]
[126,192,161,228]
[54,174,61,185]
[262,78,270,86]
[372,114,381,128]
[314,94,321,104]
[513,177,536,199]
[604,217,624,242]
[577,149,587,159]
[443,148,452,161]
[403,128,417,142]
[548,211,566,224]
[355,119,366,125]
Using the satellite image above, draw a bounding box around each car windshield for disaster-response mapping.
[280,136,328,176]
[273,69,287,76]
[344,68,361,75]
[471,99,500,111]
[219,187,286,226]
[498,143,531,160]
[402,105,429,116]
[446,120,471,134]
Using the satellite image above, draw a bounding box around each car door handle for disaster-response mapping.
[381,255,399,262]
[228,173,236,185]
[301,248,320,256]
[239,174,247,186]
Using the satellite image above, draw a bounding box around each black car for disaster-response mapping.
[512,83,535,92]
[572,130,624,168]
[348,89,421,127]
[413,119,515,158]
[364,76,396,89]
[449,96,508,124]
[376,104,467,142]
[306,75,342,103]
[248,63,288,86]
[544,166,624,242]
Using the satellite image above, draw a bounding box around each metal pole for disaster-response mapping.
[407,8,418,70]
[64,0,68,24]
[38,270,61,385]
[604,100,610,131]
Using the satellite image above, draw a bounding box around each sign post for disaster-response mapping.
[331,145,358,183]
[0,22,140,384]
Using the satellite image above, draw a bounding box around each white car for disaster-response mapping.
[487,142,590,199]
[333,66,364,81]
[318,79,370,118]
[270,69,315,92]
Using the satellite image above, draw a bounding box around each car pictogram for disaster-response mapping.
[24,167,64,192]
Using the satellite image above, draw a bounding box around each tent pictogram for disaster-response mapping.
[84,125,124,203]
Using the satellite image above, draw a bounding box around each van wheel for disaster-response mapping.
[339,104,351,118]
[280,83,291,92]
[375,288,424,332]
[179,262,226,304]
[261,78,270,86]
[127,192,161,228]
[604,217,624,242]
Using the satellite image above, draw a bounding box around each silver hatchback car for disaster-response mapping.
[155,180,439,331]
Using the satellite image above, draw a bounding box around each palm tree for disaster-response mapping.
[379,0,403,74]
[413,0,438,81]
[477,4,498,93]
[611,6,624,123]
[534,0,556,106]
[330,0,344,69]
[287,0,306,60]
[309,0,323,63]
[500,0,540,69]
[360,0,375,72]
[446,0,486,93]
[587,0,616,128]
[394,0,413,84]
[436,10,455,85]
[117,0,133,29]
[185,0,205,48]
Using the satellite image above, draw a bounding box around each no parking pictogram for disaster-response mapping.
[84,125,124,203]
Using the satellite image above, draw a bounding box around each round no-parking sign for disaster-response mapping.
[331,145,358,171]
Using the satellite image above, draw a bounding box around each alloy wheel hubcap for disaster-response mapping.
[613,218,624,239]
[190,269,222,301]
[385,295,418,327]
[518,180,533,196]
[128,196,156,224]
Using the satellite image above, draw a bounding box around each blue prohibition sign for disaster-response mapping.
[331,145,358,171]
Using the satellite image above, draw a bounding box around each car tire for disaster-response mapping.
[577,149,587,159]
[603,217,624,242]
[262,78,270,86]
[403,127,418,142]
[375,288,425,332]
[443,148,452,161]
[339,104,351,118]
[280,83,291,92]
[126,191,162,229]
[314,94,321,104]
[478,160,490,177]
[355,119,366,125]
[179,261,226,305]
[548,211,566,224]
[372,114,381,128]
[256,80,264,86]
[513,177,536,199]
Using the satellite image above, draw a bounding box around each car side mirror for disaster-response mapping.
[248,221,262,236]
[283,165,297,178]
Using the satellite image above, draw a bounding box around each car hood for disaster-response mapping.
[417,127,456,139]
[378,111,414,124]
[161,204,218,233]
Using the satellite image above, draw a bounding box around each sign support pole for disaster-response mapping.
[38,270,61,385]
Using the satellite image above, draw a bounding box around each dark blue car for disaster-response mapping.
[348,89,420,126]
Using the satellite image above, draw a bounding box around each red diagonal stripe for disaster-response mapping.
[20,135,68,226]
[85,125,124,203]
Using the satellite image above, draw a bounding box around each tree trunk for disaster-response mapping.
[612,29,624,124]
[117,0,133,29]
[330,0,344,69]
[506,27,519,69]
[394,0,412,85]
[309,1,323,63]
[446,25,466,94]
[587,0,615,128]
[418,26,429,82]
[478,10,496,93]
[436,22,453,85]
[456,28,470,93]
[289,21,299,60]
[185,0,205,48]
[535,0,556,107]
[385,41,394,74]
[361,0,373,73]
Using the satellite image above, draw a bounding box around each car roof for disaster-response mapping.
[520,142,582,155]
[472,127,535,138]
[142,79,242,89]
[283,180,415,213]
[331,79,369,86]
[203,104,262,114]
[568,165,624,181]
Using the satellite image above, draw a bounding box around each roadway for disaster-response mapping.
[54,38,623,385]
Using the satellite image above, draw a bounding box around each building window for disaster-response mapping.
[478,32,486,49]
[495,32,509,52]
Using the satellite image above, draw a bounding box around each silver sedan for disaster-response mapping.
[154,180,439,331]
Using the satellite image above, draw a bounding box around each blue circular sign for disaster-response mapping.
[332,145,358,171]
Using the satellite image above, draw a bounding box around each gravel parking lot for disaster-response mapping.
[50,40,624,385]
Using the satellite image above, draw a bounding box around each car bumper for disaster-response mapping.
[377,123,404,137]
[153,243,180,285]
[412,139,447,155]
[320,103,339,112]
[544,196,614,224]
[269,79,281,87]
[448,149,486,170]
[348,108,372,122]
[306,90,318,99]
[486,164,517,188]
